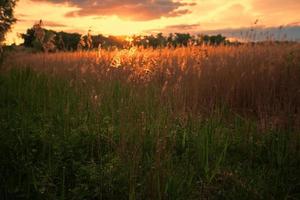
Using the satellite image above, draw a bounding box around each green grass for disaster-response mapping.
[0,67,299,200]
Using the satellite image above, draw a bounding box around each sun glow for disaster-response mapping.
[125,36,134,43]
[94,17,152,36]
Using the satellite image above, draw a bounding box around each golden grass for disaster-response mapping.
[4,43,300,130]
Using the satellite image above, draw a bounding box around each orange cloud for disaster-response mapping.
[32,0,196,21]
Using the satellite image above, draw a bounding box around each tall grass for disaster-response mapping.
[1,44,300,199]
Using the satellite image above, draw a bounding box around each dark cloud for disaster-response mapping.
[32,0,196,20]
[146,23,200,34]
[15,18,67,28]
[165,23,200,30]
[16,13,29,18]
[165,9,192,18]
[43,21,67,27]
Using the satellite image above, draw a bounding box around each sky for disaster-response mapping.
[5,0,300,44]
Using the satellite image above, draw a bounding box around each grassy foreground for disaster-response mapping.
[0,44,300,199]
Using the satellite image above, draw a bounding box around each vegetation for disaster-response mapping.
[0,43,299,199]
[0,0,17,44]
[0,0,18,65]
[20,21,229,52]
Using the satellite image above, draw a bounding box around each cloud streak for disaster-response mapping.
[32,0,196,21]
[147,23,200,33]
[15,19,67,28]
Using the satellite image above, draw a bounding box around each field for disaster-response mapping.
[1,44,300,199]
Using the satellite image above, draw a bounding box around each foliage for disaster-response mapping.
[56,31,80,51]
[77,30,93,51]
[57,33,65,51]
[21,20,57,52]
[0,0,18,66]
[21,28,35,48]
[0,0,17,44]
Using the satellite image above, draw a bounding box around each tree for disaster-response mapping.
[0,0,17,65]
[156,33,167,47]
[174,33,191,46]
[21,20,57,52]
[77,30,94,51]
[31,20,45,51]
[86,29,92,49]
[167,33,174,47]
[77,35,86,51]
[21,27,81,51]
[57,33,65,51]
[0,0,17,44]
[209,34,226,45]
[21,28,35,48]
[42,30,56,52]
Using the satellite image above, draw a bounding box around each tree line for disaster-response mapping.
[20,20,231,52]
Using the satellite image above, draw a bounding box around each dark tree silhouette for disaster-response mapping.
[0,0,18,44]
[56,31,80,51]
[174,33,192,46]
[21,28,35,48]
[57,33,65,51]
[0,0,17,65]
[22,28,81,51]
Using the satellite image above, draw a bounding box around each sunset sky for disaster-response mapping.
[6,0,300,44]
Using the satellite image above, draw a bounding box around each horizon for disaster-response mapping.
[5,0,300,44]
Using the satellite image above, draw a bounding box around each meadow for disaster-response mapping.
[0,43,300,199]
